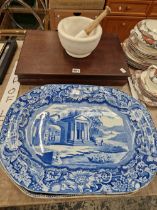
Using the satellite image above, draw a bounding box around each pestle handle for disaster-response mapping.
[84,6,111,35]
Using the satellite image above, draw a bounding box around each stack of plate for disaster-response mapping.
[122,19,157,70]
[132,65,157,107]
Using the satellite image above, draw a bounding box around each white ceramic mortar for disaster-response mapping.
[57,16,102,58]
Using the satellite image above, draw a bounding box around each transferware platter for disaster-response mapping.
[0,84,157,195]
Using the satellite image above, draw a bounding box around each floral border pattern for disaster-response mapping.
[0,84,157,194]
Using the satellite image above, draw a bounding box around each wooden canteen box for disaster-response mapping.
[49,0,106,9]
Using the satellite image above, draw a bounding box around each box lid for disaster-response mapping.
[16,30,129,85]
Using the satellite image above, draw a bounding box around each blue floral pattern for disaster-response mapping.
[0,84,157,194]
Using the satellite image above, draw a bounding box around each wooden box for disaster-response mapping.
[49,0,106,9]
[15,30,129,86]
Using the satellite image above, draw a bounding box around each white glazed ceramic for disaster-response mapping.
[129,33,157,58]
[131,26,156,49]
[145,19,157,34]
[138,19,157,41]
[123,24,157,70]
[135,20,157,49]
[145,65,157,95]
[140,70,157,98]
[122,41,150,70]
[57,16,102,58]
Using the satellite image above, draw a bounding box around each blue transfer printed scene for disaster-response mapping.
[26,103,133,167]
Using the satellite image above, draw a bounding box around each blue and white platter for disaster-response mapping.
[0,84,157,195]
